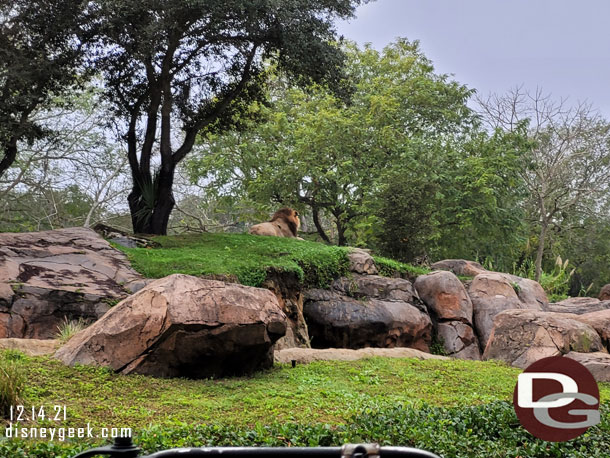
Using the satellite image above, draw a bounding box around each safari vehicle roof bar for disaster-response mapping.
[72,437,440,458]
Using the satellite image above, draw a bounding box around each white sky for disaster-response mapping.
[336,0,610,117]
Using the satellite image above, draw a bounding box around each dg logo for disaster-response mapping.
[513,355,600,442]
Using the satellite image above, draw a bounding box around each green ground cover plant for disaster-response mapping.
[115,233,424,288]
[1,352,609,457]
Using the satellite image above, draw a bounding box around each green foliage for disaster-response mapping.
[373,256,430,280]
[189,39,476,246]
[0,0,91,178]
[0,351,25,418]
[4,352,610,456]
[55,317,88,344]
[116,233,351,289]
[512,255,573,302]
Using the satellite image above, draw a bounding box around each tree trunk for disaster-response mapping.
[336,218,347,246]
[0,141,18,180]
[535,221,547,282]
[312,206,331,243]
[149,166,175,235]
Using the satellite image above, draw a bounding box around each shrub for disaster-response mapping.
[0,352,25,418]
[55,317,88,344]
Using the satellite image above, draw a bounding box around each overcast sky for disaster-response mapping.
[336,0,610,117]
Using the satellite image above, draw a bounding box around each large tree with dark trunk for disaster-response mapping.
[91,0,362,235]
[0,0,90,179]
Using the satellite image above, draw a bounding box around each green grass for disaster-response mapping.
[17,355,541,430]
[115,233,351,288]
[13,353,610,430]
[373,255,431,279]
[3,353,610,457]
[114,233,427,288]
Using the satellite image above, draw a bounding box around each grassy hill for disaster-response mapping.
[114,232,428,287]
[3,233,609,457]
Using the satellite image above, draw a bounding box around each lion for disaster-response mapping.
[248,207,303,239]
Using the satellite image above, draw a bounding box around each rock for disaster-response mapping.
[333,274,420,307]
[571,309,610,349]
[565,352,610,382]
[303,288,432,351]
[263,270,310,350]
[414,271,472,322]
[55,274,287,378]
[599,284,610,301]
[544,297,610,314]
[414,271,480,359]
[0,228,143,339]
[468,272,546,348]
[483,309,604,368]
[92,223,159,248]
[431,259,487,277]
[507,275,548,307]
[347,248,378,275]
[274,347,448,365]
[437,321,481,360]
[0,338,60,356]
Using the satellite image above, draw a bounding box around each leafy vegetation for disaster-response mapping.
[115,233,351,288]
[0,351,26,418]
[55,318,88,345]
[1,352,609,457]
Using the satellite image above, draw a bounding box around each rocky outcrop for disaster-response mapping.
[543,297,610,314]
[565,352,610,382]
[482,309,604,368]
[55,274,287,378]
[263,270,310,350]
[0,227,143,339]
[0,338,60,356]
[414,271,480,359]
[468,272,547,348]
[304,274,432,351]
[570,309,610,349]
[347,248,378,275]
[599,284,610,301]
[274,347,448,364]
[431,259,487,277]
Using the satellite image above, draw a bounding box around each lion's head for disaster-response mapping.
[270,207,300,237]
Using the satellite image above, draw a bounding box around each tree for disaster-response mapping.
[0,88,130,231]
[478,87,610,281]
[90,0,362,235]
[0,0,90,179]
[189,40,476,246]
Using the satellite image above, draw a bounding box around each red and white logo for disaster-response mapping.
[513,356,600,442]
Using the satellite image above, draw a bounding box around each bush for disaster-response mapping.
[0,352,25,418]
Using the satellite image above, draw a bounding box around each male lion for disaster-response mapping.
[249,208,303,239]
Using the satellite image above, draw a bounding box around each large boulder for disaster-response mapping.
[543,297,610,315]
[571,309,610,349]
[0,227,143,339]
[599,284,610,301]
[55,274,287,378]
[414,271,472,322]
[304,276,432,351]
[483,309,604,368]
[565,352,610,382]
[431,259,487,277]
[414,271,480,359]
[468,272,547,348]
[332,274,419,304]
[347,248,378,275]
